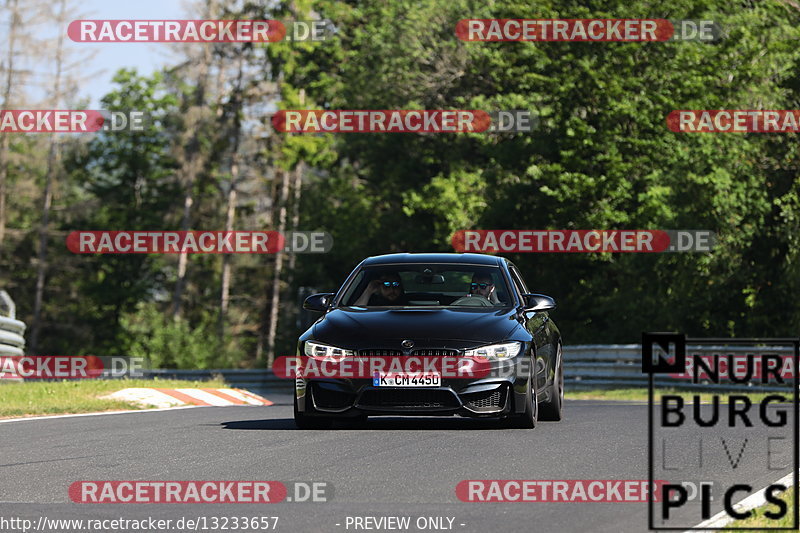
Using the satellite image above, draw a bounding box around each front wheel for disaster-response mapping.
[504,372,537,429]
[294,393,332,429]
[338,414,368,429]
[539,344,563,421]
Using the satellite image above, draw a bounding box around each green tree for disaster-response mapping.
[60,69,181,354]
[289,0,800,342]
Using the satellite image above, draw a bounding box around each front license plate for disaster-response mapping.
[373,372,441,387]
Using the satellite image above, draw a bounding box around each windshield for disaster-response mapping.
[338,264,513,308]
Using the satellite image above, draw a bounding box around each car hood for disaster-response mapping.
[311,307,521,349]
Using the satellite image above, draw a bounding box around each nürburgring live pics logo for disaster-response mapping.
[643,332,799,530]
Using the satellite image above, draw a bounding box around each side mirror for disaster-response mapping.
[521,293,556,312]
[303,293,335,312]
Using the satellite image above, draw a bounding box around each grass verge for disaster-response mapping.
[724,486,795,529]
[566,388,792,403]
[0,377,226,418]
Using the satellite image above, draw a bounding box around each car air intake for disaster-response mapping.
[357,389,460,409]
[464,387,506,412]
[312,384,355,409]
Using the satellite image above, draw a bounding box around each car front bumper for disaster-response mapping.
[295,356,530,418]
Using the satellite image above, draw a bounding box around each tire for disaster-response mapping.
[338,414,368,429]
[504,369,537,429]
[539,344,563,422]
[293,392,332,429]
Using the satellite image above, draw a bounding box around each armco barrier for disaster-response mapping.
[139,344,795,395]
[142,368,293,394]
[0,290,25,357]
[564,343,795,392]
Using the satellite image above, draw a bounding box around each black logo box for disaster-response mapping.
[643,333,799,530]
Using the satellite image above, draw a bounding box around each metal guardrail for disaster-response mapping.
[142,368,294,393]
[0,290,25,357]
[140,344,795,394]
[564,344,795,392]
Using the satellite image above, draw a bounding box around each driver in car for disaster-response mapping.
[466,273,500,304]
[355,273,409,306]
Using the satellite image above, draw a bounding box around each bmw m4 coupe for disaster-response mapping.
[294,253,563,429]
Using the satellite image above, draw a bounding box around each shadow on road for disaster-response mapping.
[220,416,557,431]
[221,419,297,430]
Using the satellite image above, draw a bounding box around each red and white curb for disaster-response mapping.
[102,388,273,408]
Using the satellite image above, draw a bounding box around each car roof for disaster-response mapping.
[361,253,505,267]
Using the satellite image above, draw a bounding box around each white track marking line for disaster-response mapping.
[0,405,200,424]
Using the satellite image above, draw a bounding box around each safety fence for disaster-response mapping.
[141,343,796,394]
[4,340,793,394]
[564,343,795,392]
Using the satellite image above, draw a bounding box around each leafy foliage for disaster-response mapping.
[289,0,800,342]
[121,303,239,369]
[4,0,800,367]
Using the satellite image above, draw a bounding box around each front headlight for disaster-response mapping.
[464,341,523,360]
[304,340,355,361]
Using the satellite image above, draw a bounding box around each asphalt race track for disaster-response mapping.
[0,397,794,533]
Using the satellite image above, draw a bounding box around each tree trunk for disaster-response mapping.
[171,192,193,319]
[285,89,305,279]
[171,0,216,320]
[0,0,21,252]
[265,164,291,368]
[218,181,237,337]
[218,50,245,338]
[283,161,304,337]
[30,0,66,353]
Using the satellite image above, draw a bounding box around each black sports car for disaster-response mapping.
[293,253,563,428]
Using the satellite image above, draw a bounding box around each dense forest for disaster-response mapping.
[2,0,800,367]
